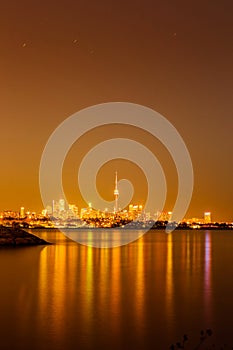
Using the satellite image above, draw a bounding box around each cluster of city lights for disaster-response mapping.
[0,175,232,229]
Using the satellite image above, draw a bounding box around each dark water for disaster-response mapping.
[0,229,233,349]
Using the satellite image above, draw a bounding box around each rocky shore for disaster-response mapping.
[0,226,50,246]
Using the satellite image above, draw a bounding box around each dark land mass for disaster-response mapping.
[0,226,51,246]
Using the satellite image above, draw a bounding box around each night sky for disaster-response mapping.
[0,0,232,221]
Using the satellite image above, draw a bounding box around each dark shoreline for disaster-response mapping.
[28,226,233,231]
[0,226,51,246]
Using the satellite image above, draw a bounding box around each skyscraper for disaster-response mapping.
[59,199,65,212]
[114,172,119,213]
[20,207,25,218]
[204,212,211,224]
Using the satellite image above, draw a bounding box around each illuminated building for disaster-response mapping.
[20,207,25,218]
[45,205,52,215]
[158,211,173,222]
[68,204,79,218]
[3,210,19,219]
[204,212,211,224]
[128,204,143,220]
[52,199,66,218]
[114,172,119,213]
[41,209,48,216]
[59,199,65,212]
[80,203,96,219]
[80,208,87,219]
[167,211,173,222]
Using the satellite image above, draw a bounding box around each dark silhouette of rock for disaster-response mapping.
[0,225,51,246]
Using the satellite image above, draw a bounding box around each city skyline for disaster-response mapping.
[0,170,230,222]
[0,206,220,224]
[2,201,233,232]
[0,171,228,222]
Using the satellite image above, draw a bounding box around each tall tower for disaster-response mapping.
[114,172,119,213]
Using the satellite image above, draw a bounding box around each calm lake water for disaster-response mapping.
[0,229,233,349]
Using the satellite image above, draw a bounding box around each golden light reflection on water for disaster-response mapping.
[186,233,191,270]
[0,229,232,350]
[39,245,67,340]
[165,234,174,318]
[33,230,216,348]
[134,237,145,334]
[85,246,94,325]
[37,233,151,343]
[204,231,212,323]
[110,246,121,334]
